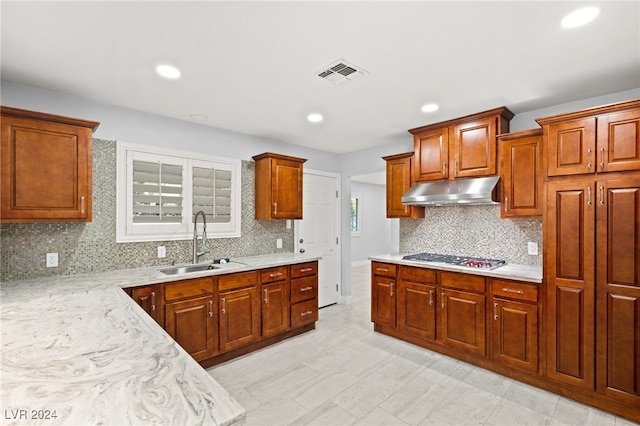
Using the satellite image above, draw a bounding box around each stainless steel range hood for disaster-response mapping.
[401,176,500,206]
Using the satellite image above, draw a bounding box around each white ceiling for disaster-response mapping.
[1,1,639,154]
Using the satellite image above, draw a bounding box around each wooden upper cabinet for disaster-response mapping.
[0,106,99,222]
[409,107,513,182]
[253,152,306,220]
[597,108,640,173]
[383,152,424,219]
[537,99,640,177]
[498,129,543,218]
[412,127,449,181]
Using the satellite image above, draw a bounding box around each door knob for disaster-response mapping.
[299,238,304,243]
[299,248,306,253]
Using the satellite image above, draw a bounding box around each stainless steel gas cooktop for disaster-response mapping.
[402,252,506,270]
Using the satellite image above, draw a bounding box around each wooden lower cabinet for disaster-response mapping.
[441,288,486,356]
[262,281,290,337]
[165,295,217,361]
[219,285,261,352]
[371,262,397,327]
[129,284,163,325]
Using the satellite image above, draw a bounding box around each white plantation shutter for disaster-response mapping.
[117,141,241,242]
[192,167,232,223]
[132,161,183,223]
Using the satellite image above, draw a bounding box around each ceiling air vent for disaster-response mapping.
[317,59,368,84]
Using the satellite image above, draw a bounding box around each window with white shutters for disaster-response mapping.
[116,141,241,242]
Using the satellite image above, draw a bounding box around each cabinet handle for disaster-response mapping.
[273,202,278,215]
[269,272,283,278]
[264,289,268,303]
[442,162,447,176]
[80,196,85,214]
[600,147,605,169]
[301,286,313,292]
[209,300,213,318]
[150,291,156,311]
[221,298,226,314]
[599,185,605,206]
[504,197,508,212]
[493,302,499,320]
[441,292,446,308]
[454,159,458,177]
[587,149,592,169]
[376,267,389,273]
[502,287,524,295]
[390,282,395,297]
[301,310,313,316]
[300,268,313,272]
[587,186,592,206]
[429,290,434,306]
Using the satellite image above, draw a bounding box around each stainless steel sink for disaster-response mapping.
[160,264,221,275]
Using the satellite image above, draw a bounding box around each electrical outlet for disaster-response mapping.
[276,238,283,249]
[46,253,58,268]
[527,242,539,256]
[157,246,166,258]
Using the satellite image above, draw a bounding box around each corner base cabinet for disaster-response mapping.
[125,260,319,367]
[0,106,99,222]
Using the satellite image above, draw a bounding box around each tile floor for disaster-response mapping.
[208,263,637,426]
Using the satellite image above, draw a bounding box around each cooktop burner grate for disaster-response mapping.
[402,252,506,270]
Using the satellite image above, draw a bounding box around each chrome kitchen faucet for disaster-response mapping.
[193,210,209,264]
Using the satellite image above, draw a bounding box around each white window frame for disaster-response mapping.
[351,193,362,237]
[116,141,241,243]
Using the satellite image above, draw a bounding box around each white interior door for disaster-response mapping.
[295,171,340,307]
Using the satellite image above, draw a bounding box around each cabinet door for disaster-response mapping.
[397,280,436,341]
[1,115,92,221]
[384,153,424,218]
[272,157,303,219]
[500,132,543,218]
[219,287,260,352]
[371,276,396,327]
[165,295,217,361]
[491,298,538,373]
[546,117,596,176]
[597,109,640,173]
[441,289,486,356]
[596,176,640,402]
[545,178,595,389]
[452,116,497,178]
[130,285,163,325]
[262,281,290,337]
[413,127,449,182]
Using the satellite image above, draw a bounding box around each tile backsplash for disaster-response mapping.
[0,139,293,281]
[400,205,543,266]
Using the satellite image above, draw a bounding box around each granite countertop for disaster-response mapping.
[1,253,320,425]
[368,253,543,283]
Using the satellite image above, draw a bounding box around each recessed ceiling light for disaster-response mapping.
[561,6,600,28]
[156,64,181,79]
[421,103,439,113]
[307,113,323,123]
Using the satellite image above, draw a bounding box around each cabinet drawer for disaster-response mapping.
[165,277,215,302]
[399,266,436,283]
[291,299,318,327]
[291,261,317,278]
[372,262,397,277]
[491,279,538,303]
[291,276,317,303]
[218,271,258,292]
[260,266,289,284]
[440,271,486,293]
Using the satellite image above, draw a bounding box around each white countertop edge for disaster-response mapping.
[368,253,542,283]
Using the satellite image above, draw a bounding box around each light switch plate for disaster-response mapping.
[157,246,166,258]
[527,242,539,256]
[276,238,283,249]
[46,253,58,267]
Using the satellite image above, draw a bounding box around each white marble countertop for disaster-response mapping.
[1,252,320,425]
[368,253,543,283]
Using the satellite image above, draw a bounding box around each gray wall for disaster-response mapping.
[350,181,396,263]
